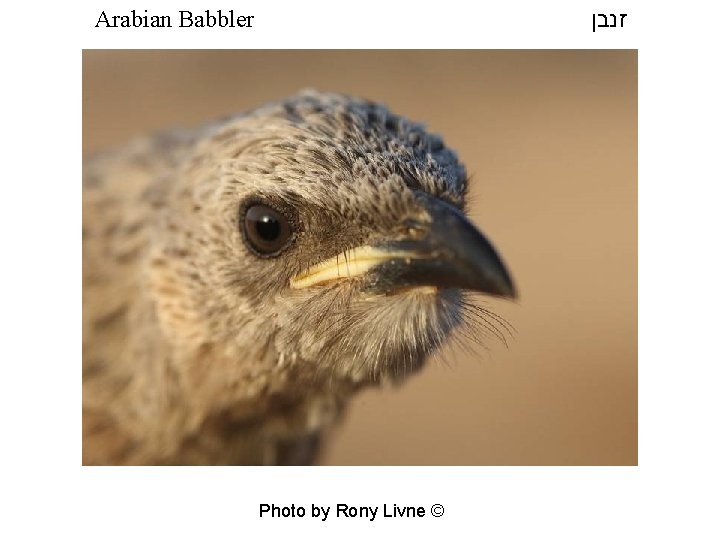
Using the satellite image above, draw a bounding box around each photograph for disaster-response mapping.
[82,50,637,465]
[9,2,720,539]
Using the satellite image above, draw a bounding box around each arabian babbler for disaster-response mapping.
[83,91,516,465]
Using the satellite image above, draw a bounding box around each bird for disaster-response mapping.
[82,90,516,465]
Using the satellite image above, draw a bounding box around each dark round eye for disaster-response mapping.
[242,204,293,256]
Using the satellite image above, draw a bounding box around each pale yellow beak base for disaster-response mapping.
[289,245,415,289]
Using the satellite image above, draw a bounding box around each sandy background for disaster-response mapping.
[83,50,637,465]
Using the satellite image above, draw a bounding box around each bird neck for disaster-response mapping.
[120,331,360,464]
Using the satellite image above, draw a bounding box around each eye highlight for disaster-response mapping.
[242,203,294,256]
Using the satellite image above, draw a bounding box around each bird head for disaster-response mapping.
[152,91,515,385]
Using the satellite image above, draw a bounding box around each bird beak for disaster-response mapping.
[290,195,516,299]
[366,195,516,298]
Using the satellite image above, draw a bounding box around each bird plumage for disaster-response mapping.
[82,90,513,465]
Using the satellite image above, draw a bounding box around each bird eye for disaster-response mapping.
[242,204,293,256]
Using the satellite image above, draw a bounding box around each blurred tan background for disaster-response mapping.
[83,50,637,465]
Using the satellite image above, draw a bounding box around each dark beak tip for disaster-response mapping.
[499,267,518,299]
[483,272,517,300]
[501,281,519,300]
[469,244,516,300]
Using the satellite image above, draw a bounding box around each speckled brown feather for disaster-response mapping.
[83,91,469,464]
